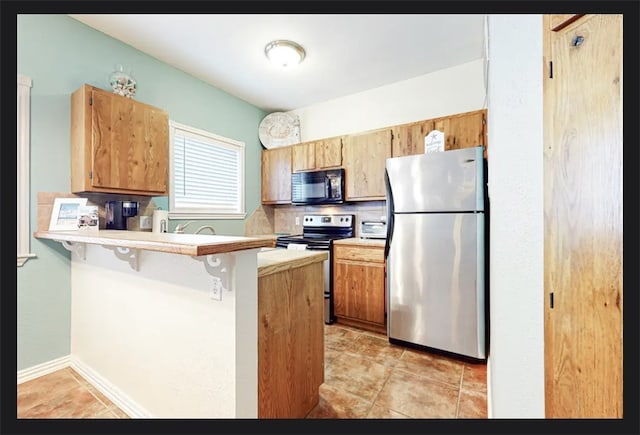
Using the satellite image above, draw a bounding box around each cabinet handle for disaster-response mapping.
[549,291,554,309]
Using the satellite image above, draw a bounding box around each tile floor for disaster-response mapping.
[17,323,487,419]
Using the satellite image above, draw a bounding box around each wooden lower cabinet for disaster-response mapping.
[333,244,386,334]
[257,260,324,418]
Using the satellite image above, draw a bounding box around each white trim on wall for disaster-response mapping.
[17,354,70,384]
[71,358,149,418]
[17,74,36,266]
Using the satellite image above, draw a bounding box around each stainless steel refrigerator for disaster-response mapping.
[384,146,487,360]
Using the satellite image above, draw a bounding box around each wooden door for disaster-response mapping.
[91,88,168,194]
[292,142,315,172]
[343,129,391,200]
[543,14,622,418]
[315,137,343,168]
[261,147,292,204]
[391,119,434,157]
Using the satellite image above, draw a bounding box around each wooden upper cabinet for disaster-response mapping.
[391,109,487,159]
[261,147,292,204]
[433,109,487,153]
[292,142,315,172]
[70,84,169,196]
[292,136,343,172]
[391,119,435,157]
[315,137,342,169]
[343,129,391,200]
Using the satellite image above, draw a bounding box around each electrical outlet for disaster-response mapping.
[139,215,152,230]
[295,216,300,226]
[210,277,223,301]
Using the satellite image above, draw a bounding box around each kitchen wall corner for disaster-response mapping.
[244,205,275,236]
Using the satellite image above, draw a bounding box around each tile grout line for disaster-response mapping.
[361,347,400,417]
[68,368,119,416]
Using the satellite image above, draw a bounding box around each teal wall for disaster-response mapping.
[17,14,267,370]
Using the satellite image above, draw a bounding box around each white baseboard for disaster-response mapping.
[17,355,71,384]
[70,357,153,418]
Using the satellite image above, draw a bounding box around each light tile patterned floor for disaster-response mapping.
[17,323,487,419]
[307,323,487,418]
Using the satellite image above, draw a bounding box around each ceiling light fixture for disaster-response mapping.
[264,40,306,68]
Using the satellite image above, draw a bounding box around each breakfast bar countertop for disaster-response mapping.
[33,229,274,256]
[257,248,328,278]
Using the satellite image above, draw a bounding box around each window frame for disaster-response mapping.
[169,120,246,220]
[17,74,36,266]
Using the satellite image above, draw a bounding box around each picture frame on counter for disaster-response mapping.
[48,197,87,231]
[76,205,99,232]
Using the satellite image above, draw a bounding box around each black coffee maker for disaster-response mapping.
[105,201,139,230]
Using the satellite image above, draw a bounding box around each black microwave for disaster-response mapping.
[291,168,345,205]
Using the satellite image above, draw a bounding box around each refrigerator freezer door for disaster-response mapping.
[386,146,485,213]
[387,212,485,359]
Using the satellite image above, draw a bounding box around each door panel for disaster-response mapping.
[544,14,622,418]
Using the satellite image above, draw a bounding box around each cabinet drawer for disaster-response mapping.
[334,245,384,263]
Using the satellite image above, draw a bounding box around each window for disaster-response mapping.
[17,74,36,266]
[169,121,245,219]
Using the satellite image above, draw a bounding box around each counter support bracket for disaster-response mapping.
[103,246,140,271]
[60,241,86,260]
[192,254,234,293]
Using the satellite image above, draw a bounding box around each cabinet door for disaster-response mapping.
[544,14,622,418]
[343,129,391,200]
[315,137,342,168]
[90,89,168,194]
[391,119,434,157]
[261,147,292,204]
[333,259,385,325]
[433,109,487,154]
[292,142,315,172]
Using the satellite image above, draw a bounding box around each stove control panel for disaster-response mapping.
[303,214,353,228]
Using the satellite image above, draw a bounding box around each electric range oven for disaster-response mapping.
[275,214,355,324]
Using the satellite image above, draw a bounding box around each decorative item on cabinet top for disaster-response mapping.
[259,112,300,149]
[109,64,137,98]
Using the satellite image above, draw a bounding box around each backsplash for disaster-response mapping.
[36,192,159,232]
[272,201,387,238]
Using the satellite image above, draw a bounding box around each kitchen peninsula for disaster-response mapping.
[33,230,326,418]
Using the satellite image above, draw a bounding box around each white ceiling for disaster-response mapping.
[69,14,486,113]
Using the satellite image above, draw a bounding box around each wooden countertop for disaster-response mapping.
[333,237,386,248]
[33,230,274,256]
[257,248,328,278]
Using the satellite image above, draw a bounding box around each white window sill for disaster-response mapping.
[17,253,37,267]
[168,212,246,220]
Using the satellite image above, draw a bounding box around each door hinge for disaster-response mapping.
[549,61,553,79]
[549,291,554,309]
[88,171,93,179]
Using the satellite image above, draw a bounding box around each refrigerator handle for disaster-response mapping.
[384,168,394,259]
